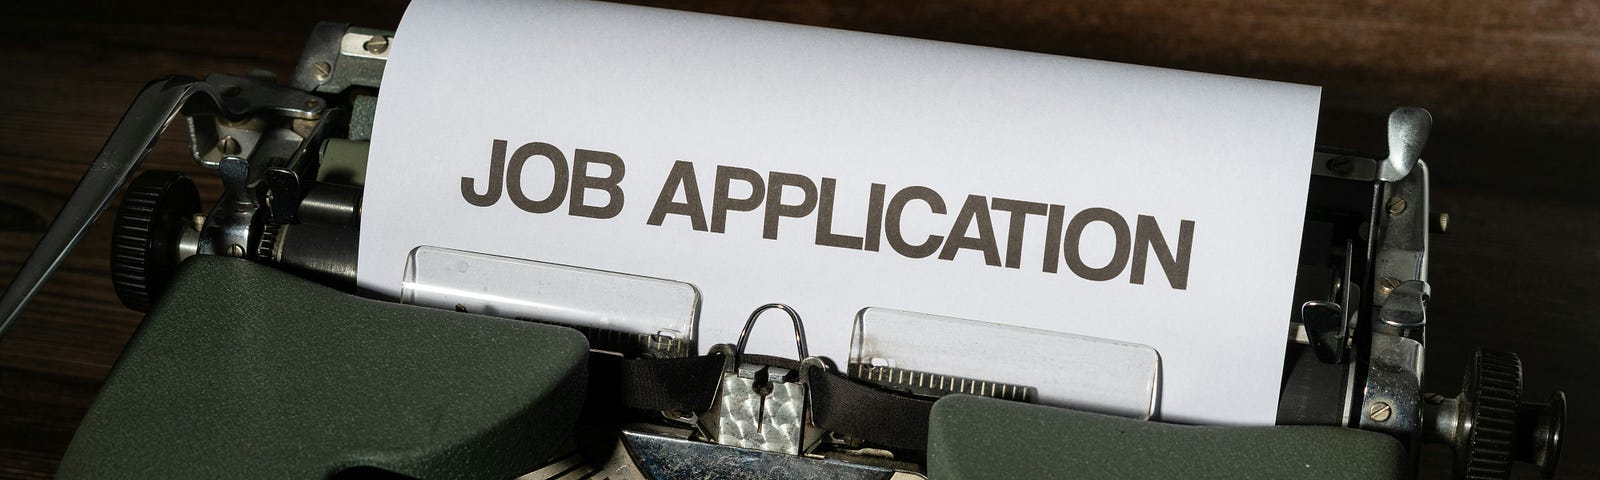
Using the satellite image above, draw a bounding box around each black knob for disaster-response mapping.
[110,170,201,311]
[1430,349,1566,480]
[1457,349,1519,480]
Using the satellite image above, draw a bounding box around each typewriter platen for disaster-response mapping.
[0,20,1568,480]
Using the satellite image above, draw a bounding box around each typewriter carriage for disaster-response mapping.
[0,21,1567,480]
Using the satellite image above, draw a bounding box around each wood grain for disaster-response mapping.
[1,1,1594,478]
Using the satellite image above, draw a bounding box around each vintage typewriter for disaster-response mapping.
[0,18,1568,480]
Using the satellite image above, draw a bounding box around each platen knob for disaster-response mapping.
[1458,349,1519,479]
[110,170,201,311]
[1427,349,1566,480]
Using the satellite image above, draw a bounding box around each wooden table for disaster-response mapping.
[2,1,1594,477]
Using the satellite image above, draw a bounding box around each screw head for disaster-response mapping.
[1433,212,1450,234]
[1368,401,1393,422]
[1387,196,1408,216]
[1324,156,1355,175]
[312,61,332,82]
[227,244,245,257]
[363,36,390,54]
[1377,277,1402,297]
[216,136,240,156]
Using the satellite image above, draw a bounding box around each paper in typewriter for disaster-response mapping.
[362,0,1320,425]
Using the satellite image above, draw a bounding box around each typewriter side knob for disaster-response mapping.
[1426,349,1565,479]
[110,170,201,311]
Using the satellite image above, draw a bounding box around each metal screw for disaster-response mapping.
[216,136,240,156]
[1377,277,1402,297]
[312,61,332,82]
[1324,156,1354,175]
[363,36,390,54]
[1368,402,1393,422]
[227,244,245,257]
[1387,196,1407,217]
[304,98,319,109]
[1432,212,1450,234]
[191,213,206,232]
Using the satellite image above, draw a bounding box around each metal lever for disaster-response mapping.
[1378,106,1433,182]
[0,76,221,337]
[735,303,809,359]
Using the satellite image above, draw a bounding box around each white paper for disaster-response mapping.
[361,0,1319,425]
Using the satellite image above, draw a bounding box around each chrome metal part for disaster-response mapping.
[189,115,266,168]
[204,73,326,120]
[401,246,701,357]
[849,308,1159,419]
[262,105,346,225]
[175,214,201,262]
[1424,350,1567,479]
[1377,280,1429,337]
[344,32,392,60]
[1378,107,1432,182]
[273,223,359,285]
[0,77,222,336]
[195,156,258,260]
[1332,237,1358,362]
[189,95,326,256]
[1358,333,1424,441]
[712,363,807,454]
[621,430,903,480]
[517,428,663,480]
[216,136,240,155]
[1311,151,1378,181]
[1299,300,1346,363]
[1520,392,1566,478]
[1371,161,1430,308]
[186,73,325,174]
[1387,196,1407,216]
[709,306,814,455]
[1423,393,1461,451]
[290,22,389,93]
[736,303,809,358]
[1377,276,1402,298]
[296,183,362,226]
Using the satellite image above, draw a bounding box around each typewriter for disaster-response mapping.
[0,17,1568,480]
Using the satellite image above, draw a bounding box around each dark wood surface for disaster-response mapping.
[1,1,1594,478]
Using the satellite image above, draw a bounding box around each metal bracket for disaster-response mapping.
[290,22,390,94]
[1358,333,1424,442]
